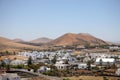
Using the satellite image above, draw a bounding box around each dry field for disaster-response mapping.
[64,76,120,80]
[0,36,41,52]
[0,55,27,60]
[111,52,120,55]
[0,48,22,54]
[73,51,85,55]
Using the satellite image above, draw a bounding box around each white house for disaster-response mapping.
[116,68,120,76]
[109,46,119,51]
[83,57,91,63]
[55,61,69,69]
[2,58,10,65]
[78,63,87,69]
[95,58,115,65]
[37,66,50,73]
[78,63,96,69]
[10,60,24,65]
[2,73,20,80]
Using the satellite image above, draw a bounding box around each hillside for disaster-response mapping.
[48,33,107,46]
[30,37,53,43]
[0,36,40,50]
[13,38,25,42]
[0,33,108,50]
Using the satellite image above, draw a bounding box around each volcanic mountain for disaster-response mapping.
[30,37,53,43]
[0,36,40,50]
[48,33,107,46]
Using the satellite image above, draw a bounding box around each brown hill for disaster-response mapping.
[0,36,40,50]
[13,38,25,42]
[30,37,53,43]
[48,33,107,46]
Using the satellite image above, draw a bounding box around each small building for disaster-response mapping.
[2,58,10,65]
[39,59,49,64]
[78,63,87,69]
[95,58,115,65]
[78,63,96,69]
[55,61,69,69]
[76,45,85,50]
[10,60,24,65]
[2,73,20,80]
[37,66,50,73]
[116,62,120,68]
[116,68,120,76]
[109,46,119,51]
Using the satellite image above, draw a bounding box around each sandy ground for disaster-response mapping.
[63,76,120,80]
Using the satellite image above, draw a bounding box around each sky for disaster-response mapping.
[0,0,120,42]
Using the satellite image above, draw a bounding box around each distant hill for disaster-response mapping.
[48,33,108,46]
[30,37,53,43]
[0,33,109,51]
[0,36,40,50]
[107,41,120,45]
[106,41,114,45]
[13,38,25,42]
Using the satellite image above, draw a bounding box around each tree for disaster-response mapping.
[27,56,32,67]
[50,65,57,70]
[106,62,110,69]
[99,59,103,66]
[13,52,16,55]
[5,51,9,55]
[65,60,69,64]
[114,56,118,63]
[103,77,109,80]
[6,64,10,71]
[87,60,91,70]
[51,56,56,64]
[29,64,39,72]
[99,59,104,75]
[1,60,6,68]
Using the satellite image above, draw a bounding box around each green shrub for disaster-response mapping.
[63,78,70,80]
[103,77,109,80]
[11,64,24,69]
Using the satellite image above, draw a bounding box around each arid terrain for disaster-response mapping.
[49,33,107,46]
[0,33,109,54]
[63,76,120,80]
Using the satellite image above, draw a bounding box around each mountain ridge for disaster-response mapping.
[13,38,25,42]
[0,36,40,50]
[30,37,53,43]
[48,33,108,46]
[0,33,109,50]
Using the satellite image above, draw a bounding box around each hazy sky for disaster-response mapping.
[0,0,120,42]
